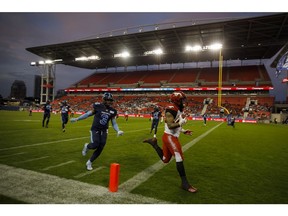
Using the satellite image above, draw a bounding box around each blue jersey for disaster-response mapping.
[91,102,117,131]
[152,110,161,121]
[203,114,207,119]
[43,104,52,114]
[60,105,70,117]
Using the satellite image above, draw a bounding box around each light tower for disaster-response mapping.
[30,60,57,104]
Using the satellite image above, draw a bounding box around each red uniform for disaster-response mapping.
[162,103,184,163]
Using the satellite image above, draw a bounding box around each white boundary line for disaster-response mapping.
[119,122,223,192]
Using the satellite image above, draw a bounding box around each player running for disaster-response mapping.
[149,106,162,138]
[143,91,197,193]
[42,100,52,128]
[58,100,74,132]
[70,92,124,171]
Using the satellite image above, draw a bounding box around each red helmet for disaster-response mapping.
[170,91,186,106]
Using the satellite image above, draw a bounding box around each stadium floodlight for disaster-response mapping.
[207,43,223,50]
[114,51,130,58]
[75,55,100,61]
[144,48,163,56]
[185,45,202,52]
[185,43,222,52]
[30,59,63,66]
[45,60,53,64]
[153,48,163,55]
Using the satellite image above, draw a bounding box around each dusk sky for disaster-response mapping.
[0,4,286,101]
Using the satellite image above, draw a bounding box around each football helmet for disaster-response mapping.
[103,92,114,101]
[170,91,186,111]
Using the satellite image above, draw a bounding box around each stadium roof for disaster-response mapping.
[26,13,288,70]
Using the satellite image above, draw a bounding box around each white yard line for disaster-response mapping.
[0,152,26,159]
[119,122,223,192]
[42,160,75,171]
[13,156,50,164]
[0,126,155,152]
[0,164,169,204]
[74,166,106,179]
[0,137,88,151]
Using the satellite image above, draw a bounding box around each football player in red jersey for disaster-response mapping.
[143,91,197,193]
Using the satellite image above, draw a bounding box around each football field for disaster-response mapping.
[0,110,288,204]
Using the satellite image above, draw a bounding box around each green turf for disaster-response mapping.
[0,110,287,204]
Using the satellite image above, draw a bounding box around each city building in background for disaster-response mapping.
[10,80,26,99]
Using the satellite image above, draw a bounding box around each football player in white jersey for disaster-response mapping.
[143,91,197,193]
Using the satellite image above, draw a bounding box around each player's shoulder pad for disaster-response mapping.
[109,107,117,116]
[93,102,101,106]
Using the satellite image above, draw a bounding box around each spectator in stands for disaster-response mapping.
[70,92,124,171]
[42,100,52,128]
[149,106,162,138]
[143,91,197,193]
[58,100,74,132]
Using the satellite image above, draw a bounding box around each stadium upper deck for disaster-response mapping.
[26,13,288,70]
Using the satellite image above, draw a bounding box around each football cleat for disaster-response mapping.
[182,184,198,193]
[82,143,89,156]
[143,138,157,146]
[86,160,93,171]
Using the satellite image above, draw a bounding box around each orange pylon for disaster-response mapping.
[109,163,120,192]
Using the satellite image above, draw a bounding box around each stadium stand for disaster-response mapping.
[72,64,272,90]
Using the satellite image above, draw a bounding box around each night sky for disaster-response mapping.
[0,4,286,101]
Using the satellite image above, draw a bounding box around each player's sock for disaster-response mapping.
[143,138,163,159]
[177,161,197,193]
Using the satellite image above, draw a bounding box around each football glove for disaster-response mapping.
[182,129,193,136]
[117,130,124,137]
